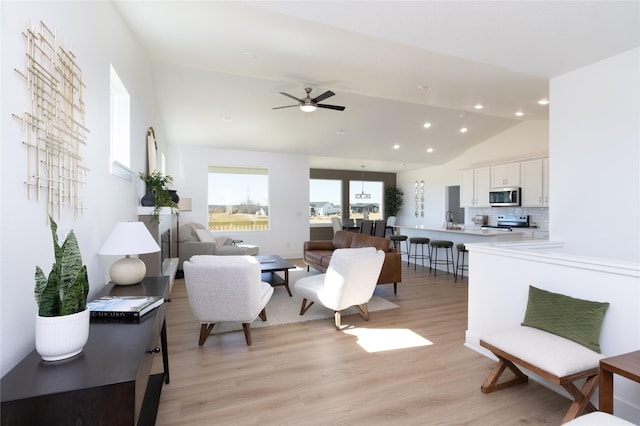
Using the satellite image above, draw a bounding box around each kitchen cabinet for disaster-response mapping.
[520,158,549,207]
[460,166,490,207]
[491,162,520,188]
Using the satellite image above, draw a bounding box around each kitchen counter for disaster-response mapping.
[393,225,524,276]
[394,225,526,238]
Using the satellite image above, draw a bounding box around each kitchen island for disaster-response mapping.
[393,225,524,275]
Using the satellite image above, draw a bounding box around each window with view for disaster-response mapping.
[309,179,342,224]
[349,180,383,221]
[109,65,131,178]
[208,166,269,231]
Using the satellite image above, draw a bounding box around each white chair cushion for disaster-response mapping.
[563,412,637,425]
[481,326,605,377]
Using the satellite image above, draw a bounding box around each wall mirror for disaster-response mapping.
[147,127,159,173]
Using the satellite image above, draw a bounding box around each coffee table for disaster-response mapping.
[256,255,296,297]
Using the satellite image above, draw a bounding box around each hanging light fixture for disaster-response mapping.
[355,165,371,199]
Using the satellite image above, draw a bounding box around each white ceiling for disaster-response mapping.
[114,1,639,173]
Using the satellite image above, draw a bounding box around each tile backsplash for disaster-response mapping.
[465,207,549,230]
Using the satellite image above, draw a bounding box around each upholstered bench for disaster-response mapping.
[479,286,610,424]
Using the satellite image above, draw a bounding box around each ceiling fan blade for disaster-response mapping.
[312,90,335,103]
[318,104,346,111]
[279,92,303,102]
[272,105,299,110]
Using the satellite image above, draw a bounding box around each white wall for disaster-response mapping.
[167,146,310,259]
[465,48,640,422]
[550,48,640,262]
[395,120,549,228]
[1,1,164,375]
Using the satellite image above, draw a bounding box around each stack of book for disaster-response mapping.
[88,295,164,321]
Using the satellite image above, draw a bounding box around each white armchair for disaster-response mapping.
[293,247,385,330]
[183,255,273,346]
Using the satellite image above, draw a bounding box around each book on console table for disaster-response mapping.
[88,295,164,321]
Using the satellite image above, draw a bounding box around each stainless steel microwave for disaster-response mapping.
[489,187,521,206]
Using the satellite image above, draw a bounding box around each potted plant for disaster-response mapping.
[34,216,90,361]
[139,171,178,222]
[384,185,404,217]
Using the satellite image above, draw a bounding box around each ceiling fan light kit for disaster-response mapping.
[273,87,345,112]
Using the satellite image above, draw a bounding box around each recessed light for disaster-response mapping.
[474,104,484,110]
[515,111,524,117]
[426,148,434,153]
[336,129,345,134]
[243,52,258,58]
[393,144,400,150]
[538,99,550,105]
[418,85,432,91]
[460,127,468,133]
[423,122,432,129]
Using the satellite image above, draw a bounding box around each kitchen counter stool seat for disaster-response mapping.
[429,240,454,277]
[408,237,430,270]
[455,243,469,282]
[389,235,408,262]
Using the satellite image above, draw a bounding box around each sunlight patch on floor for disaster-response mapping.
[343,327,433,353]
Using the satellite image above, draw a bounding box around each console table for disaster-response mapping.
[1,276,170,425]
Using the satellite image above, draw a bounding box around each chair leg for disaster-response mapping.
[334,311,341,330]
[258,307,267,321]
[300,298,314,315]
[393,282,397,294]
[242,323,252,346]
[198,323,215,346]
[353,303,370,321]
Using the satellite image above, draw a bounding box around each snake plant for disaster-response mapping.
[34,217,89,317]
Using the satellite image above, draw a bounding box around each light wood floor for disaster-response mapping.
[153,260,569,425]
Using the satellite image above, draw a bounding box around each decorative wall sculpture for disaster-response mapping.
[13,20,89,220]
[414,181,419,218]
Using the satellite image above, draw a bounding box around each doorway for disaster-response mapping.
[446,186,464,224]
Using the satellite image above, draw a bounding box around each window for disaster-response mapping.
[208,166,269,231]
[309,179,342,224]
[109,65,131,178]
[349,180,383,221]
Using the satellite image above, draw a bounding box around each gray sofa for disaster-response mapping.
[178,222,259,270]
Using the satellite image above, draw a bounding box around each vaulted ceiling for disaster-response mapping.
[114,1,639,172]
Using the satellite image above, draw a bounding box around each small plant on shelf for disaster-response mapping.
[139,171,178,222]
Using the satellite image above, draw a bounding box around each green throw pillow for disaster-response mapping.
[521,285,609,353]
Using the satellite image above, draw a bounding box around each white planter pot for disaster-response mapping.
[35,308,90,361]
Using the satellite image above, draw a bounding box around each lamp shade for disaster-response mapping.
[178,197,192,212]
[98,222,160,256]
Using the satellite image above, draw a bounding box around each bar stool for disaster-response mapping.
[408,237,430,270]
[389,235,408,262]
[455,243,469,283]
[429,240,454,277]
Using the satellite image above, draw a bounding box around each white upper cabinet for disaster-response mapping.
[460,166,491,207]
[491,162,520,188]
[520,158,549,207]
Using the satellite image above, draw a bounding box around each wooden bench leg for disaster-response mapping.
[560,374,599,424]
[481,356,529,394]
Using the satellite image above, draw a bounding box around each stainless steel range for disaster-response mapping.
[481,215,529,231]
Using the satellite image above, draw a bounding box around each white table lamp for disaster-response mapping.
[98,222,161,285]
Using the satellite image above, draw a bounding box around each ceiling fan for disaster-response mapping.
[273,88,346,112]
